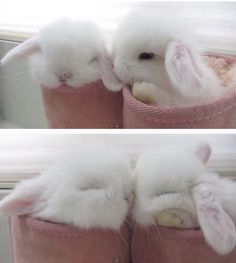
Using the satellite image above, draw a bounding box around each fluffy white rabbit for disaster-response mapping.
[133,142,236,255]
[0,18,122,91]
[0,146,133,230]
[112,11,226,106]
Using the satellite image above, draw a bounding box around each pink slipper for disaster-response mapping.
[41,80,123,128]
[10,216,130,263]
[123,55,236,129]
[132,224,236,263]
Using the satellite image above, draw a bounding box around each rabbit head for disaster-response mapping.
[133,142,236,254]
[0,18,122,90]
[0,146,133,230]
[112,11,223,106]
[112,11,182,87]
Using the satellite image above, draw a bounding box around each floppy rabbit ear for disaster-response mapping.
[1,36,41,66]
[165,40,206,97]
[194,142,211,164]
[99,49,124,92]
[0,178,45,216]
[191,182,236,255]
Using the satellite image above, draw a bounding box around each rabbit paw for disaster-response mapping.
[132,82,158,105]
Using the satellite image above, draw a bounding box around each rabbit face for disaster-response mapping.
[112,11,223,106]
[30,20,103,87]
[30,18,103,88]
[1,18,104,88]
[112,12,182,88]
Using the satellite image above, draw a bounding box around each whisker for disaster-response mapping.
[153,224,173,262]
[117,227,129,248]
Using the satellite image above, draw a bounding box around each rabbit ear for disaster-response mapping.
[99,49,123,92]
[165,40,206,97]
[1,36,41,66]
[0,178,45,216]
[191,182,236,255]
[194,142,211,164]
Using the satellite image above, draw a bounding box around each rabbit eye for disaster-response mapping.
[157,191,176,196]
[80,186,101,191]
[139,52,155,60]
[89,56,99,64]
[80,182,103,191]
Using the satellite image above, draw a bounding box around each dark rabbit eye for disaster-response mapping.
[89,56,99,64]
[157,191,176,196]
[139,52,155,60]
[80,181,103,191]
[80,186,100,191]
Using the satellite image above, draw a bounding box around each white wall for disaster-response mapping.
[0,41,47,128]
[0,190,13,263]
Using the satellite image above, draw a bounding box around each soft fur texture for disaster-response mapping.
[133,142,236,255]
[112,11,226,106]
[0,18,121,91]
[0,146,133,230]
[132,55,236,106]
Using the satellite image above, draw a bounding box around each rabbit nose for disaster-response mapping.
[58,72,73,82]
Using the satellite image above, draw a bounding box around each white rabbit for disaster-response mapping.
[0,18,122,91]
[112,11,226,106]
[133,142,236,255]
[0,146,133,230]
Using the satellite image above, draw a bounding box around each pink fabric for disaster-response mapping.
[41,80,123,128]
[132,224,236,263]
[10,216,130,263]
[123,87,236,128]
[123,55,236,129]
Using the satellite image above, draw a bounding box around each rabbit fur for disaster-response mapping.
[0,146,133,230]
[0,18,122,91]
[112,11,226,106]
[133,142,236,254]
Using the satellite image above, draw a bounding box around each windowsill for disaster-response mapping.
[0,183,13,190]
[0,151,235,189]
[0,118,21,129]
[0,30,34,42]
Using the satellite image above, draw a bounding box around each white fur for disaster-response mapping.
[0,146,133,230]
[112,11,225,106]
[1,18,110,89]
[133,142,236,255]
[99,48,124,91]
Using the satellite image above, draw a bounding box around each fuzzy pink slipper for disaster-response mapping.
[10,216,130,263]
[41,80,123,128]
[132,224,236,263]
[123,55,236,128]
